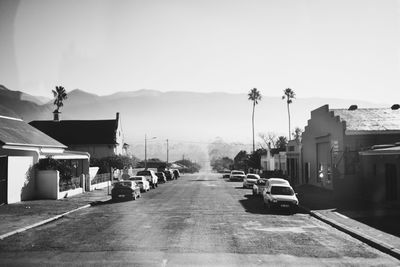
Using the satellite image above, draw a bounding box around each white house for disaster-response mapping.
[0,115,89,204]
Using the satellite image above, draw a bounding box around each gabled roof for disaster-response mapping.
[29,119,118,145]
[330,108,400,135]
[0,115,66,148]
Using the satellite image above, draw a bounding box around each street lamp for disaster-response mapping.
[145,134,157,169]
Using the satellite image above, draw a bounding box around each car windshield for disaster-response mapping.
[258,180,266,185]
[232,171,244,175]
[271,186,294,196]
[247,174,258,179]
[137,171,149,176]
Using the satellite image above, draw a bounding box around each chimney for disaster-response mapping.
[53,111,60,121]
[348,105,358,111]
[391,104,400,110]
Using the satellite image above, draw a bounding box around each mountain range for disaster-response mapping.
[0,84,390,164]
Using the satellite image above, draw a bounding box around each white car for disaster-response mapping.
[266,177,290,187]
[263,183,299,212]
[243,173,260,188]
[129,176,150,192]
[229,170,246,182]
[136,170,158,189]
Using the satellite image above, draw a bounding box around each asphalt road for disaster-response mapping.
[0,173,398,266]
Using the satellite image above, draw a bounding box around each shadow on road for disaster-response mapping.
[295,184,400,237]
[238,194,306,215]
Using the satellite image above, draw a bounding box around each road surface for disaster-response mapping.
[0,173,398,266]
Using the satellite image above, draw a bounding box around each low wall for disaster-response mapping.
[58,187,84,199]
[90,180,111,191]
[36,170,59,199]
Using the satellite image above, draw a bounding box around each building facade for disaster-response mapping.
[302,104,400,198]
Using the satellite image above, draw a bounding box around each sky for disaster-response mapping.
[1,0,399,103]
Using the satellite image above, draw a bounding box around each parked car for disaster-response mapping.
[222,170,231,178]
[136,170,158,189]
[163,169,175,181]
[266,178,290,188]
[263,183,299,212]
[172,169,180,179]
[229,170,246,182]
[128,176,150,192]
[243,173,260,188]
[156,172,167,183]
[252,178,268,196]
[111,180,141,201]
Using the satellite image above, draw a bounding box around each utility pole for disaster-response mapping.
[166,139,169,166]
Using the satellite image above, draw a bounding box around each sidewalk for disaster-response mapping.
[0,187,111,239]
[296,184,400,260]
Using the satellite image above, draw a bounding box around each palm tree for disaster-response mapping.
[248,88,262,153]
[52,86,68,113]
[282,88,295,140]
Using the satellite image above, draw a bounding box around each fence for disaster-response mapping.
[91,173,111,185]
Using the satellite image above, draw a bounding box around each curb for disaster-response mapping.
[0,204,91,241]
[300,205,400,260]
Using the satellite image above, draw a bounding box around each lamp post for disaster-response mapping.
[145,134,157,169]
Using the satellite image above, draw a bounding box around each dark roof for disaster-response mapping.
[330,108,400,134]
[0,115,66,148]
[29,119,118,145]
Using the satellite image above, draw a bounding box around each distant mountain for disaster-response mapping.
[0,85,53,121]
[0,84,50,105]
[0,85,391,163]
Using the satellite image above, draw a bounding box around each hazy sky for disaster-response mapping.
[1,0,399,103]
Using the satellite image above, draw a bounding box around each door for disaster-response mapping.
[385,164,397,201]
[0,156,8,205]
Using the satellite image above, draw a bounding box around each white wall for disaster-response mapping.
[7,156,35,203]
[36,170,59,199]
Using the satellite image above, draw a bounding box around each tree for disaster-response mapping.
[52,85,68,113]
[234,150,249,171]
[248,88,262,153]
[275,136,288,151]
[211,157,234,172]
[282,88,295,140]
[292,127,303,142]
[248,148,267,170]
[258,132,277,149]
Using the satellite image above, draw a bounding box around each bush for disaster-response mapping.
[91,155,139,174]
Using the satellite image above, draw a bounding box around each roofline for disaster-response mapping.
[359,150,400,156]
[3,142,67,149]
[345,130,400,135]
[30,119,116,123]
[0,115,23,121]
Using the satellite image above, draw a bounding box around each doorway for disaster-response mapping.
[0,156,8,205]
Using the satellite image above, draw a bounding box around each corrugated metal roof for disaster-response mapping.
[0,115,66,148]
[330,108,400,134]
[29,119,118,145]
